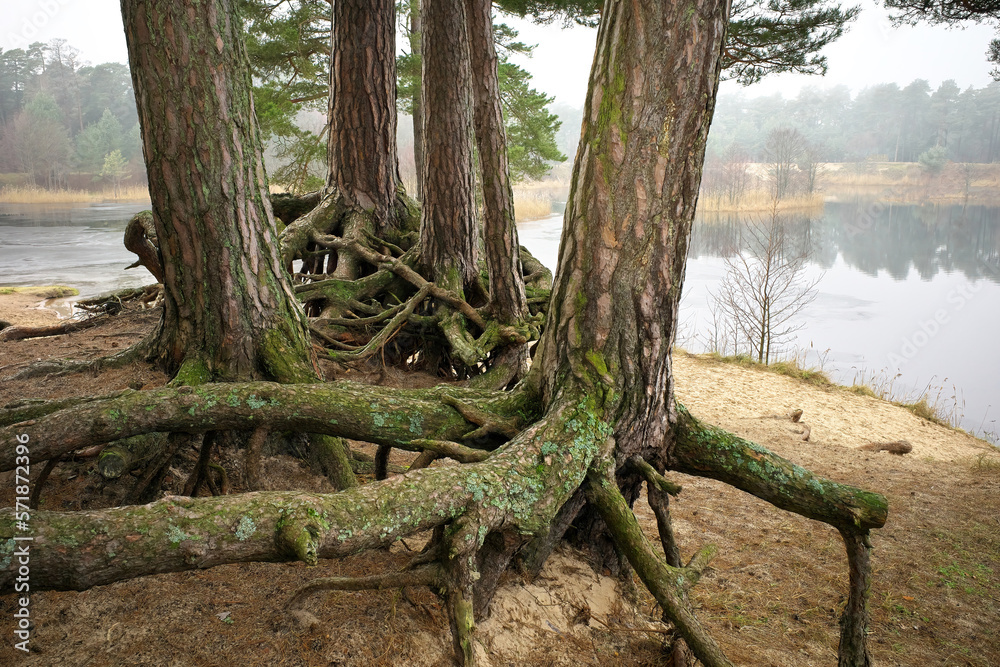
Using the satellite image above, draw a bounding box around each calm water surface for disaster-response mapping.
[1,200,997,440]
[520,201,1000,441]
[0,202,154,300]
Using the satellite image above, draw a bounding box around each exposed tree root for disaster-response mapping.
[97,433,167,479]
[123,210,163,282]
[2,334,153,381]
[0,385,887,666]
[0,315,109,343]
[28,458,59,510]
[0,381,530,471]
[286,565,444,611]
[244,427,269,490]
[838,529,874,667]
[586,461,732,667]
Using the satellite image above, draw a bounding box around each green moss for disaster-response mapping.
[246,394,267,410]
[170,357,213,387]
[165,524,191,545]
[0,538,14,569]
[0,285,79,298]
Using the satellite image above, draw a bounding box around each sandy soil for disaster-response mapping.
[0,293,63,329]
[0,307,997,666]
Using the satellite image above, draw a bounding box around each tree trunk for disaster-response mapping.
[122,0,355,488]
[122,0,316,383]
[531,0,730,569]
[465,0,526,325]
[463,0,530,388]
[409,0,425,201]
[327,0,407,237]
[419,0,479,293]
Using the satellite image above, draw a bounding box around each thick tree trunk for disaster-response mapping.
[531,0,730,571]
[462,0,531,389]
[419,0,479,292]
[122,0,316,383]
[327,0,407,238]
[122,0,354,489]
[537,0,727,446]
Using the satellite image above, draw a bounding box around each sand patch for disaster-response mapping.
[0,292,66,328]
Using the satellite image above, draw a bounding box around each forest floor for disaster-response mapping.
[0,294,998,667]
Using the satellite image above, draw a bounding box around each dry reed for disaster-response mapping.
[0,185,150,204]
[698,189,824,213]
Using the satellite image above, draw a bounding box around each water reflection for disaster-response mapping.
[691,202,1000,282]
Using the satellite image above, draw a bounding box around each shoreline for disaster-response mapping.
[0,292,66,328]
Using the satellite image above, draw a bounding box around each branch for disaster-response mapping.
[671,404,888,532]
[0,381,510,471]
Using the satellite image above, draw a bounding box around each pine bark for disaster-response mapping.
[409,0,425,201]
[465,0,528,325]
[533,0,730,568]
[327,0,406,236]
[537,0,728,452]
[121,0,315,382]
[419,0,479,291]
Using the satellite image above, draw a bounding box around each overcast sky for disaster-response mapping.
[3,0,997,108]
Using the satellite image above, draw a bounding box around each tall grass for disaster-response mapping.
[0,185,150,204]
[698,189,824,213]
[513,191,554,222]
[848,366,977,433]
[703,351,832,386]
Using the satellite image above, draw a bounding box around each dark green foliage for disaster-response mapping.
[882,0,1000,24]
[239,0,329,139]
[77,63,138,129]
[493,0,603,26]
[75,109,124,173]
[238,0,330,191]
[725,0,860,85]
[0,39,142,183]
[495,0,859,86]
[498,60,567,181]
[398,18,566,182]
[918,145,949,173]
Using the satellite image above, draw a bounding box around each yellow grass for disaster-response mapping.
[819,162,1000,205]
[698,189,824,213]
[0,185,150,204]
[513,191,554,222]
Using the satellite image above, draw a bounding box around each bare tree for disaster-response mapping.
[721,141,752,204]
[710,201,820,364]
[798,143,822,194]
[764,126,806,199]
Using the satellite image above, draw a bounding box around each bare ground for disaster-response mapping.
[1,298,997,666]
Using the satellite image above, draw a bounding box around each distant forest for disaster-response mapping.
[0,41,144,190]
[2,38,999,194]
[706,80,1000,165]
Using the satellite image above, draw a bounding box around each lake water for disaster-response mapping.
[1,199,997,441]
[519,201,1000,442]
[0,202,155,304]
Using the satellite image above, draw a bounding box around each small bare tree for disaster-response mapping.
[721,141,752,204]
[710,200,820,364]
[764,127,806,199]
[797,143,822,194]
